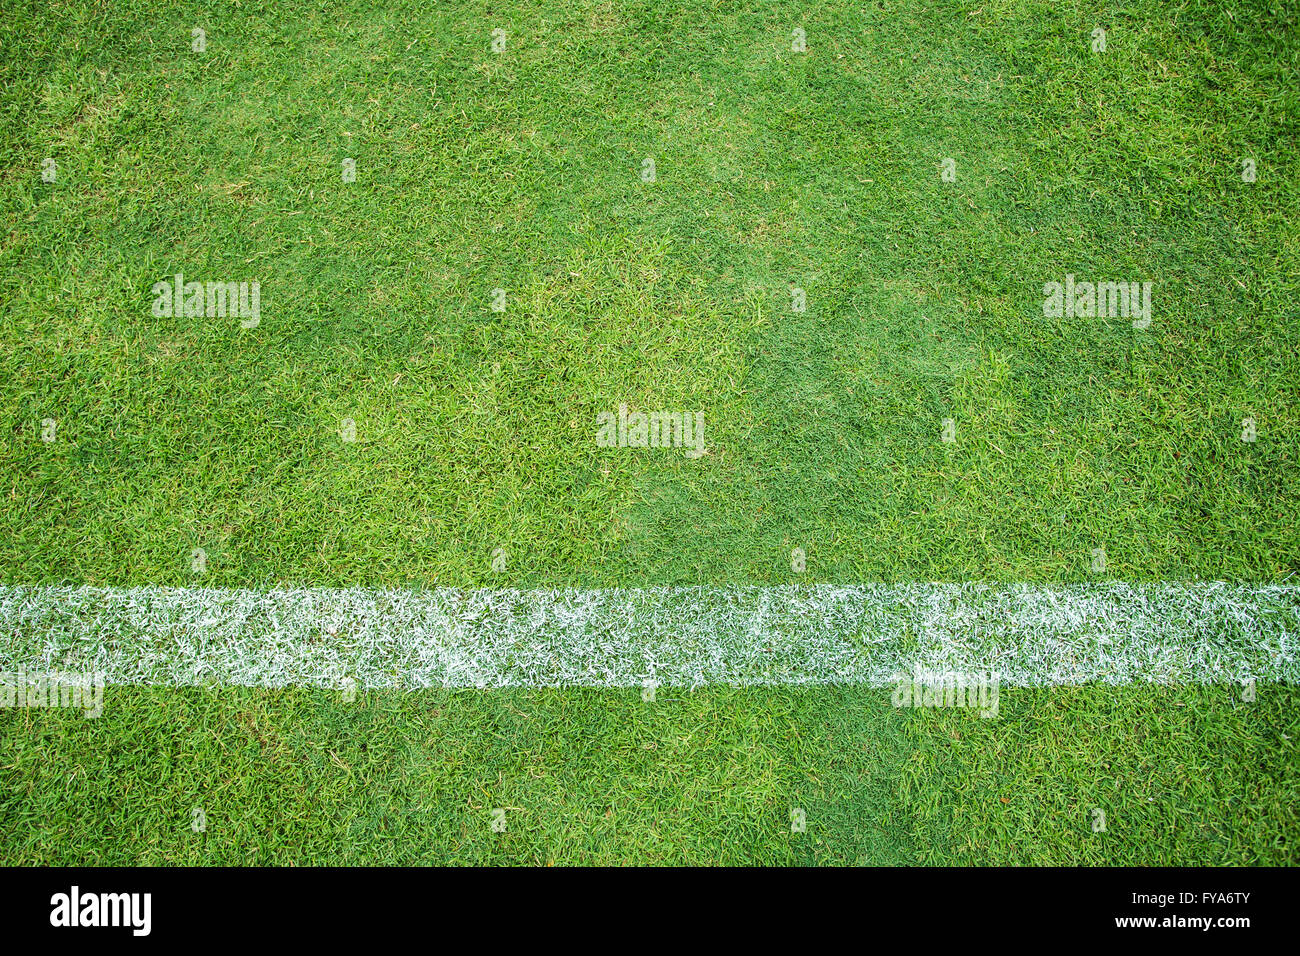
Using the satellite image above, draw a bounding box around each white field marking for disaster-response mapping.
[0,583,1296,689]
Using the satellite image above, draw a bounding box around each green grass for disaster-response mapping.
[3,684,1295,865]
[1,0,1298,864]
[2,0,1297,586]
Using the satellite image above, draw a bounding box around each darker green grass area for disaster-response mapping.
[2,683,1294,865]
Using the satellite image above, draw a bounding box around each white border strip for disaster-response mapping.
[1,584,1296,688]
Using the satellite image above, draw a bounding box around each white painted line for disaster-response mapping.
[0,583,1295,688]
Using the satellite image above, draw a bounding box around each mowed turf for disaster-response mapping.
[1,0,1298,864]
[3,685,1297,866]
[2,0,1297,585]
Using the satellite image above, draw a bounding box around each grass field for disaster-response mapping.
[1,0,1298,865]
[5,685,1298,865]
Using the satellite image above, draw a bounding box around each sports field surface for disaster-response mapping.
[1,0,1297,865]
